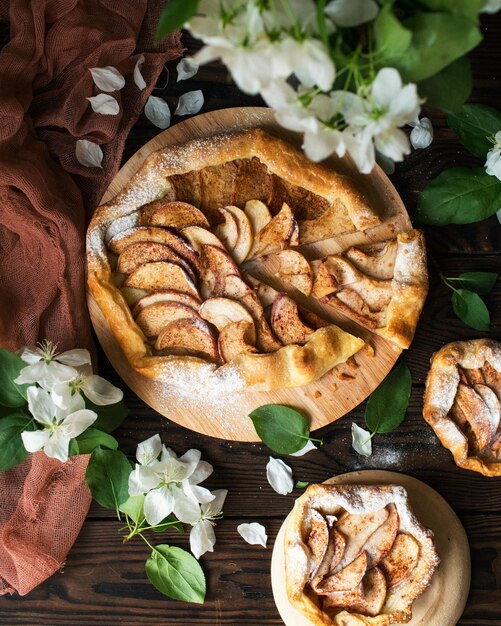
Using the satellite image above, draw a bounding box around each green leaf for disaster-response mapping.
[446,104,501,159]
[416,167,501,225]
[365,363,412,434]
[68,439,80,456]
[0,349,30,407]
[249,404,310,454]
[0,414,36,472]
[153,514,184,534]
[395,13,482,82]
[295,480,309,489]
[418,0,484,21]
[119,494,145,523]
[156,0,199,41]
[85,448,131,512]
[84,398,128,433]
[418,56,472,112]
[74,428,118,455]
[451,290,490,331]
[453,272,498,295]
[145,545,206,603]
[373,5,412,61]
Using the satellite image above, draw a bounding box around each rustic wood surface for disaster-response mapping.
[1,11,501,626]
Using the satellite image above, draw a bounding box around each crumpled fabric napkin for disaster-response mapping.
[0,0,182,595]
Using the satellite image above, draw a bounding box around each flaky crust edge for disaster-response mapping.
[423,339,501,477]
[284,484,439,626]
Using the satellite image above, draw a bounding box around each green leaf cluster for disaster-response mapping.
[441,272,498,331]
[364,362,412,435]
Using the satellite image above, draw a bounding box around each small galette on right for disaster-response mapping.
[423,339,501,477]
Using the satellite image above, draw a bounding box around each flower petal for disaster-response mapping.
[21,429,50,453]
[86,94,120,115]
[325,0,379,27]
[290,440,317,456]
[44,431,71,462]
[190,519,216,559]
[177,58,199,82]
[172,486,203,524]
[183,481,215,504]
[134,54,147,90]
[175,90,204,116]
[82,375,123,406]
[89,66,125,91]
[14,362,47,385]
[266,457,294,495]
[76,139,103,168]
[144,486,175,526]
[56,349,92,367]
[136,434,162,466]
[17,347,43,365]
[203,489,228,516]
[237,522,267,547]
[51,381,74,410]
[27,386,55,426]
[144,95,171,129]
[61,409,98,439]
[351,423,373,457]
[128,465,161,496]
[188,460,213,485]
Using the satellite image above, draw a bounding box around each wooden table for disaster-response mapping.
[1,16,501,626]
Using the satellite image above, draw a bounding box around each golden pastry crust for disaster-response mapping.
[423,339,501,477]
[285,484,439,626]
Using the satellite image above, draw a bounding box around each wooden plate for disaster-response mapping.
[88,106,412,441]
[271,470,470,626]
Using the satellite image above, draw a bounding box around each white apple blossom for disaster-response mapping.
[325,0,379,27]
[15,340,91,388]
[21,386,97,462]
[410,117,434,150]
[51,372,123,409]
[485,131,501,181]
[482,0,501,13]
[189,489,228,559]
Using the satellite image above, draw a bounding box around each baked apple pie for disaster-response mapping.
[423,339,501,476]
[285,484,439,625]
[87,128,427,394]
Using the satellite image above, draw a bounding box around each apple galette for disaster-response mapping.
[87,128,427,393]
[423,339,501,477]
[285,484,439,625]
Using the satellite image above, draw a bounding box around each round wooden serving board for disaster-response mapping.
[88,107,412,441]
[271,470,470,626]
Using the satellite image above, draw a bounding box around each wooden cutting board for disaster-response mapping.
[87,106,412,442]
[271,470,471,626]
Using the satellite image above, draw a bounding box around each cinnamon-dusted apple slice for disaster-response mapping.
[350,566,387,617]
[147,201,210,229]
[346,239,398,280]
[299,200,353,244]
[199,297,256,342]
[307,510,330,579]
[380,533,420,588]
[311,261,339,300]
[224,205,253,263]
[270,294,315,346]
[452,382,493,451]
[155,318,220,362]
[108,227,200,271]
[319,552,368,592]
[199,244,239,299]
[274,250,313,296]
[132,290,201,317]
[475,384,501,435]
[117,242,196,281]
[362,503,399,567]
[241,271,280,308]
[247,202,295,260]
[334,507,389,571]
[322,585,363,610]
[299,308,330,330]
[483,361,501,397]
[245,199,272,235]
[179,226,225,254]
[213,208,239,254]
[121,287,150,307]
[218,321,258,363]
[124,262,199,298]
[136,302,201,338]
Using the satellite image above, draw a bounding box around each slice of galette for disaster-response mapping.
[285,484,439,625]
[423,339,501,477]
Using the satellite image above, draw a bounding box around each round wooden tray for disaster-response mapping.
[87,106,412,441]
[271,470,470,626]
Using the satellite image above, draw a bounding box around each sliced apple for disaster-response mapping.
[117,242,196,281]
[199,297,256,341]
[179,226,226,254]
[312,261,339,299]
[121,287,150,307]
[453,382,493,451]
[147,201,210,229]
[108,227,200,271]
[240,272,280,308]
[299,308,330,330]
[245,199,272,234]
[475,383,501,436]
[319,552,368,593]
[155,318,220,362]
[346,239,398,280]
[136,302,201,338]
[362,504,399,567]
[270,294,315,346]
[334,507,389,572]
[224,205,253,263]
[247,202,295,259]
[307,510,330,579]
[199,244,239,299]
[483,361,501,397]
[275,249,313,296]
[350,567,387,617]
[289,220,300,247]
[218,321,258,363]
[213,208,239,254]
[131,290,201,317]
[299,200,353,244]
[380,533,420,588]
[124,261,199,298]
[321,585,363,610]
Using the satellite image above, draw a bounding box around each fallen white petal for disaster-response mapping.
[190,519,216,559]
[134,54,147,90]
[351,423,373,457]
[144,95,171,129]
[175,90,204,116]
[86,94,119,115]
[76,139,103,168]
[237,522,267,547]
[266,457,294,495]
[290,440,317,456]
[410,117,433,150]
[82,374,123,405]
[89,66,125,92]
[177,58,199,82]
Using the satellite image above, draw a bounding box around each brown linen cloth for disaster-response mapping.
[0,0,182,595]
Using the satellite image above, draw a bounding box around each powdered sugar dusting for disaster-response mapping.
[105,212,139,244]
